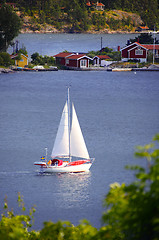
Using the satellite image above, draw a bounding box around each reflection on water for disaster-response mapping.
[39,172,92,209]
[58,172,91,207]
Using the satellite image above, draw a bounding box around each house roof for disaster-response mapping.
[96,2,105,6]
[53,52,74,58]
[121,42,159,52]
[10,53,28,59]
[94,55,110,59]
[67,54,92,60]
[86,1,105,7]
[121,42,153,51]
[135,42,159,50]
[138,26,149,30]
[86,2,91,6]
[142,44,159,50]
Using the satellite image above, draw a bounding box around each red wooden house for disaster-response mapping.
[135,26,149,32]
[66,54,92,68]
[53,52,74,66]
[95,2,105,10]
[121,42,159,62]
[53,52,92,68]
[86,1,105,10]
[93,55,110,66]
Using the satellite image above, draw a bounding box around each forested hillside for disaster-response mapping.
[3,0,159,32]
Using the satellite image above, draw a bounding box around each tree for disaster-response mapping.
[0,4,21,52]
[31,52,40,64]
[100,134,159,240]
[130,33,159,44]
[15,53,22,66]
[0,52,13,66]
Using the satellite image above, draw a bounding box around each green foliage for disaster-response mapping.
[102,0,159,29]
[0,52,13,67]
[5,0,159,32]
[18,46,28,56]
[0,195,97,240]
[130,33,159,44]
[0,4,21,52]
[0,193,37,240]
[101,134,159,240]
[15,53,22,62]
[88,47,121,61]
[39,220,97,240]
[31,52,55,66]
[108,51,121,61]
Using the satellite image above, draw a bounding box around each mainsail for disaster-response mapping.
[51,102,69,158]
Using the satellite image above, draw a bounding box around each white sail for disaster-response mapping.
[51,102,69,158]
[70,104,90,159]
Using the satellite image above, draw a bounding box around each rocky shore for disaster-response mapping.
[20,28,137,34]
[0,68,14,73]
[1,64,159,74]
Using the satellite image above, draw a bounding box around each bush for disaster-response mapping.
[31,52,55,66]
[101,134,159,240]
[0,52,13,66]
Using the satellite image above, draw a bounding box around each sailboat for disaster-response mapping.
[34,88,94,173]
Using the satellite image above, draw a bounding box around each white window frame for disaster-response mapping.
[135,49,143,55]
[80,59,87,68]
[66,59,69,65]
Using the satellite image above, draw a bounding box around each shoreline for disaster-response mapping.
[20,29,139,34]
[1,65,159,74]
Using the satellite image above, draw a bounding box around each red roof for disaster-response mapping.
[67,54,89,60]
[86,2,91,6]
[142,44,159,50]
[96,2,105,6]
[96,55,110,59]
[139,26,149,30]
[10,54,18,58]
[121,42,159,51]
[136,42,159,50]
[53,52,74,58]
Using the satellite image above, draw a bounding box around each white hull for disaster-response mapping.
[40,163,92,173]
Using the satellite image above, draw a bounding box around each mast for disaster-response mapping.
[153,26,156,64]
[45,147,47,164]
[67,87,71,162]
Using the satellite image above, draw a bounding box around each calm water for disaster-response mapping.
[1,33,159,230]
[8,33,141,56]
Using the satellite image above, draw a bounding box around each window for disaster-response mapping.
[20,59,24,62]
[135,49,143,55]
[66,59,69,64]
[80,59,87,67]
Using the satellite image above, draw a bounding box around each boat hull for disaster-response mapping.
[40,163,92,173]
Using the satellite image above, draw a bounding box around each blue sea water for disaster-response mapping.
[1,33,159,230]
[8,32,141,56]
